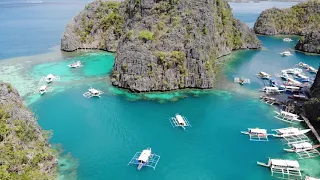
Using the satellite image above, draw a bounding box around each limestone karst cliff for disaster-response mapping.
[0,83,57,179]
[295,30,320,54]
[62,0,262,92]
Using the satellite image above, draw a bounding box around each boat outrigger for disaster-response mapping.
[83,88,104,98]
[127,147,160,171]
[257,158,302,179]
[306,176,320,180]
[37,85,51,95]
[260,87,284,94]
[272,127,311,138]
[234,77,250,85]
[274,111,303,124]
[283,142,320,159]
[280,51,292,56]
[257,71,272,79]
[297,62,309,69]
[169,113,191,130]
[241,128,269,141]
[283,38,293,42]
[272,127,310,144]
[39,74,60,84]
[282,68,303,75]
[260,96,280,105]
[68,61,83,68]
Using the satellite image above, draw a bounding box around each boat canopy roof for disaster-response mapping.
[138,149,151,162]
[265,87,279,90]
[277,127,299,134]
[292,142,312,149]
[175,114,186,125]
[271,159,300,168]
[285,86,300,90]
[259,71,270,76]
[39,86,47,90]
[46,74,54,78]
[89,88,99,94]
[249,128,267,134]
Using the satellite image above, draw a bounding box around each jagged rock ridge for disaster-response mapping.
[62,0,262,92]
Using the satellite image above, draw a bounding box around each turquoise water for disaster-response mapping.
[0,1,320,180]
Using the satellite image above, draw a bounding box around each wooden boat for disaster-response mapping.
[280,51,292,56]
[283,38,293,42]
[283,142,320,159]
[83,88,104,98]
[38,85,48,95]
[234,77,250,85]
[274,111,303,123]
[127,147,160,171]
[284,142,313,152]
[241,128,269,141]
[272,127,310,138]
[260,87,284,94]
[257,158,301,179]
[297,62,309,69]
[68,61,83,68]
[169,113,191,130]
[257,71,272,79]
[260,96,280,105]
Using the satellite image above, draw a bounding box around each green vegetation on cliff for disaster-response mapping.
[254,0,320,35]
[0,83,57,180]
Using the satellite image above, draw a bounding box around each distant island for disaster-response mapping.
[254,0,320,54]
[61,0,261,92]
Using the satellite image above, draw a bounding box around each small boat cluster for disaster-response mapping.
[242,62,320,179]
[36,74,60,95]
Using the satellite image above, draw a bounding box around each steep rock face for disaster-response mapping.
[295,30,320,54]
[62,0,261,92]
[111,0,261,92]
[61,1,126,52]
[0,83,57,179]
[304,67,320,122]
[254,1,320,36]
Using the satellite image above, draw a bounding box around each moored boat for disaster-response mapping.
[283,38,293,42]
[68,61,83,68]
[280,51,292,56]
[127,147,160,171]
[83,88,104,98]
[274,111,303,123]
[257,158,301,179]
[241,128,269,141]
[257,71,272,79]
[272,127,310,138]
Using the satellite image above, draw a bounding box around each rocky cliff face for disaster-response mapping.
[254,1,320,36]
[304,67,320,122]
[0,83,57,179]
[295,30,320,54]
[62,0,261,92]
[61,1,126,52]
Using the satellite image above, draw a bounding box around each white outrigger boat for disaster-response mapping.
[282,68,303,75]
[257,71,272,79]
[169,113,191,130]
[272,127,311,138]
[274,111,303,124]
[283,38,293,42]
[257,158,302,179]
[234,77,250,85]
[37,85,49,95]
[68,61,83,68]
[280,51,292,56]
[286,77,303,87]
[260,87,284,94]
[297,62,309,69]
[307,66,318,74]
[83,88,104,98]
[241,128,269,141]
[38,74,60,84]
[260,96,280,105]
[127,147,160,171]
[283,142,320,159]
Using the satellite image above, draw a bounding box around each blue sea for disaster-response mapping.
[0,1,320,180]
